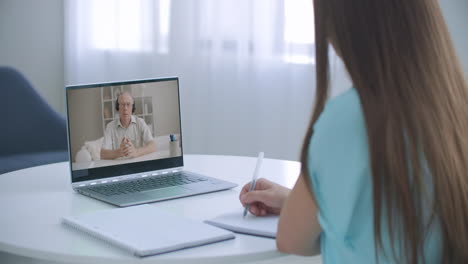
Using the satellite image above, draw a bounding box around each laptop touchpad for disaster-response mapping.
[142,187,191,199]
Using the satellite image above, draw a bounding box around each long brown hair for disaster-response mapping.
[301,0,468,263]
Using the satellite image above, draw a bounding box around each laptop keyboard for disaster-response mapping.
[84,173,208,197]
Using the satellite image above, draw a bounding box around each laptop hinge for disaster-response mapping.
[72,167,184,189]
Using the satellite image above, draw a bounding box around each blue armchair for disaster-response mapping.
[0,66,68,174]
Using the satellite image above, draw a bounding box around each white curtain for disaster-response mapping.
[65,0,351,161]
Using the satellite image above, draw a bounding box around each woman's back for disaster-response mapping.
[300,0,468,262]
[308,88,443,263]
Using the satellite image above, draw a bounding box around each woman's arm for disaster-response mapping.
[276,174,322,256]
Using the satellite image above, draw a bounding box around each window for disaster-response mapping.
[86,0,315,63]
[157,0,171,54]
[283,0,315,64]
[90,0,171,53]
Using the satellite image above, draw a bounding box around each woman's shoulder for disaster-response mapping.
[310,88,369,170]
[314,88,364,136]
[328,87,360,108]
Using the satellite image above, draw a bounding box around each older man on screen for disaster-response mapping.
[100,91,156,160]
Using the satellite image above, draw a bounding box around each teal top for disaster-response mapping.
[308,88,442,263]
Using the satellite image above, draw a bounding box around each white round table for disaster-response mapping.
[0,154,321,264]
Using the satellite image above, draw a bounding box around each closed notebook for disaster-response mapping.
[205,211,279,238]
[62,204,235,257]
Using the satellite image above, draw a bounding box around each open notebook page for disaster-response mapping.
[205,211,278,238]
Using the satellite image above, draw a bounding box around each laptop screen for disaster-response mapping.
[66,77,183,183]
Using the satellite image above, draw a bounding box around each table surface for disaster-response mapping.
[72,149,179,170]
[0,154,323,264]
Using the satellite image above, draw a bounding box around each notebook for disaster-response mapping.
[205,210,279,238]
[62,204,235,257]
[65,77,237,207]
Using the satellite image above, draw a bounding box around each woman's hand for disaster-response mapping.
[239,178,290,216]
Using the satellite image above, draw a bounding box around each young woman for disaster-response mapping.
[240,0,468,263]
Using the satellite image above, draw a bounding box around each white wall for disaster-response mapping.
[67,88,103,161]
[144,80,181,137]
[0,0,65,114]
[440,0,468,76]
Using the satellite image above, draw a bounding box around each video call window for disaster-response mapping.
[67,79,182,172]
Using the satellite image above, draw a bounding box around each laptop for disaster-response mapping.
[65,77,237,207]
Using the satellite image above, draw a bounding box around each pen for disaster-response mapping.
[243,152,264,217]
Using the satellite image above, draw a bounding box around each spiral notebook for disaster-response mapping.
[204,211,279,238]
[62,204,235,257]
